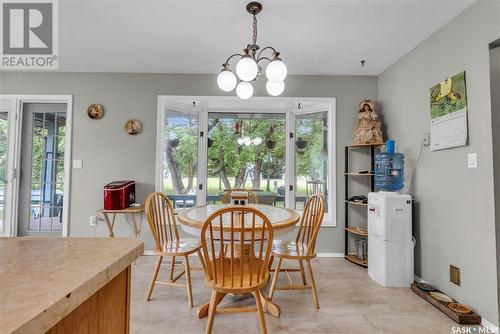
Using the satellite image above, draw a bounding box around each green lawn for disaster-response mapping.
[163,176,312,195]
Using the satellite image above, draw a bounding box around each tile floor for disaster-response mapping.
[131,256,473,334]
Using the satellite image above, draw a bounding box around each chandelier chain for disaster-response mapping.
[252,14,257,46]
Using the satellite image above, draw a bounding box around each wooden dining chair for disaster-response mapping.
[199,206,274,334]
[144,192,202,307]
[221,188,259,204]
[268,194,325,309]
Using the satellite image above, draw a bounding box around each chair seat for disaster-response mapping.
[205,258,269,293]
[154,238,201,256]
[271,240,315,259]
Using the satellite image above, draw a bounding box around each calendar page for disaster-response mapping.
[429,71,468,152]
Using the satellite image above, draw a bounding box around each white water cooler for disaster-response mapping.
[368,191,413,287]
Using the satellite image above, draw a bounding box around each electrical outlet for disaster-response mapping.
[89,216,97,226]
[423,132,430,146]
[450,265,461,286]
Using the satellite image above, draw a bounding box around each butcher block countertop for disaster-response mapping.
[0,237,144,334]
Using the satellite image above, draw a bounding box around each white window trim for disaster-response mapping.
[0,94,73,237]
[156,95,336,227]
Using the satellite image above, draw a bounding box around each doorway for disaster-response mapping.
[0,95,72,237]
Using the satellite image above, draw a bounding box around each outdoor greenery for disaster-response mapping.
[163,113,328,197]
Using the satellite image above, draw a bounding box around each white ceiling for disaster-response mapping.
[58,0,474,75]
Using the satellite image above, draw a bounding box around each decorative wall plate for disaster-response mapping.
[429,291,454,303]
[87,104,104,119]
[124,119,142,135]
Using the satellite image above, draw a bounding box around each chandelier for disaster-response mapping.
[217,2,287,99]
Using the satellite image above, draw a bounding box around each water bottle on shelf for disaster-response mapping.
[374,139,404,192]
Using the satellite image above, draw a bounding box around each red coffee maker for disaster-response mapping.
[104,181,136,210]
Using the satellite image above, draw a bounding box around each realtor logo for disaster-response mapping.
[0,0,58,69]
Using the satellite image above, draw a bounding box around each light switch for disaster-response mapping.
[72,159,83,169]
[467,153,477,168]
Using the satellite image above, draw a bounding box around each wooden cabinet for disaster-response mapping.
[47,267,131,334]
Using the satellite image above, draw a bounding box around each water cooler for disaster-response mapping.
[368,191,413,287]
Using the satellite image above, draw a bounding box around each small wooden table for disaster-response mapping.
[177,203,300,319]
[97,205,145,238]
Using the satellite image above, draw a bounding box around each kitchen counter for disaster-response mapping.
[0,237,144,334]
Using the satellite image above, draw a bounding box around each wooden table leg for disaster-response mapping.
[197,292,226,319]
[259,290,281,318]
[129,213,139,238]
[102,213,115,237]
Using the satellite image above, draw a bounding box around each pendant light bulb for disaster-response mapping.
[266,80,285,96]
[236,81,254,100]
[236,56,258,82]
[217,69,237,92]
[266,59,287,82]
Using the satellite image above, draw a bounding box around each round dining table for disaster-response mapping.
[177,203,300,319]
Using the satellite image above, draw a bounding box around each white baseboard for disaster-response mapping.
[316,253,344,258]
[143,250,344,258]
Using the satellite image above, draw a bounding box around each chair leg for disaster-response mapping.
[268,255,274,271]
[184,255,193,308]
[268,257,282,300]
[306,259,320,309]
[252,290,268,334]
[169,255,176,281]
[205,290,222,334]
[299,259,307,285]
[146,255,163,301]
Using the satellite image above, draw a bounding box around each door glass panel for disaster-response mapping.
[163,110,198,209]
[294,111,328,211]
[29,112,66,232]
[0,112,8,233]
[207,113,286,206]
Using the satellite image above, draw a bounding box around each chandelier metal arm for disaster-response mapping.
[224,53,244,67]
[256,46,278,61]
[257,56,272,65]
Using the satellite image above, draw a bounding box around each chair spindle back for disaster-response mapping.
[221,189,259,204]
[145,192,179,251]
[200,206,273,289]
[295,194,325,255]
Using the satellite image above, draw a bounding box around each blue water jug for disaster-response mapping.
[374,152,404,191]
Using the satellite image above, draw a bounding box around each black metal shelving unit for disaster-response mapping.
[344,143,383,267]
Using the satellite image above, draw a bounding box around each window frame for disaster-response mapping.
[156,96,336,227]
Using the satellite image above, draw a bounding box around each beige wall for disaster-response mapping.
[0,72,378,254]
[378,0,500,325]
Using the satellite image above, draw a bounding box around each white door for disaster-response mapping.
[158,100,207,208]
[0,99,18,237]
[18,103,68,236]
[289,103,335,222]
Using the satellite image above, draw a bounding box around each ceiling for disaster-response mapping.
[58,0,474,75]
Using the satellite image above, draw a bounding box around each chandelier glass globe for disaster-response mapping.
[266,59,287,82]
[237,137,245,145]
[266,80,285,96]
[243,136,251,146]
[236,81,254,100]
[217,70,237,92]
[253,137,262,145]
[236,56,258,81]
